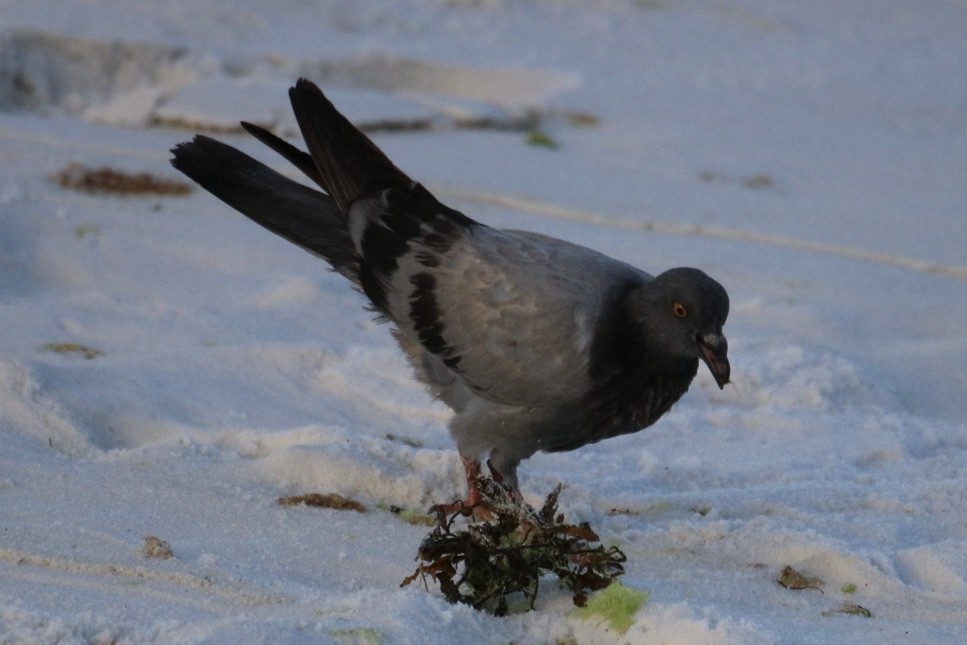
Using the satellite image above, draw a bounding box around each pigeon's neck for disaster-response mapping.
[587,281,645,380]
[583,352,698,445]
[583,283,700,441]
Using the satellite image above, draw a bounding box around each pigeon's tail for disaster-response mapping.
[286,78,413,213]
[170,135,360,283]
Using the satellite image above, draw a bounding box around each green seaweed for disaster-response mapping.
[573,581,649,634]
[525,131,559,150]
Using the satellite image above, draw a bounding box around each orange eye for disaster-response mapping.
[672,302,688,318]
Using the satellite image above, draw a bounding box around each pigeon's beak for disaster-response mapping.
[697,332,730,389]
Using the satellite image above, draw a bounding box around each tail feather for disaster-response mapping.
[240,121,324,190]
[170,135,360,282]
[288,78,412,212]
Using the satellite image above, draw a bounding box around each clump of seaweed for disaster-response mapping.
[53,163,191,196]
[142,535,174,559]
[277,493,367,513]
[777,565,824,592]
[42,342,104,360]
[402,481,626,615]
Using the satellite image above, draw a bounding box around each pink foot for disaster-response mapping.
[430,455,493,520]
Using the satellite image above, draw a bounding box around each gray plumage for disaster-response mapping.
[171,79,730,507]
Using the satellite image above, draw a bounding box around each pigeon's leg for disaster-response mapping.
[460,455,487,508]
[486,458,522,503]
[429,455,491,518]
[486,451,522,502]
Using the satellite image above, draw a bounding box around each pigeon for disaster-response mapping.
[170,78,730,514]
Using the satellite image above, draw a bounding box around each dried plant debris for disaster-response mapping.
[698,170,775,190]
[606,507,636,517]
[691,503,712,517]
[42,342,104,360]
[277,493,367,513]
[402,481,626,615]
[777,565,824,592]
[142,536,173,559]
[384,433,423,449]
[74,223,101,239]
[156,111,541,136]
[327,627,383,644]
[54,162,191,196]
[741,174,775,189]
[563,110,600,127]
[453,111,541,133]
[525,130,559,150]
[388,505,437,527]
[824,602,872,618]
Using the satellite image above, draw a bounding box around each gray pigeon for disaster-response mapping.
[171,79,730,513]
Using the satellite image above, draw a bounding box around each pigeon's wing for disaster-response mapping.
[374,220,650,407]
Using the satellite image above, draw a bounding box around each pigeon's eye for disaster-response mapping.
[672,302,688,318]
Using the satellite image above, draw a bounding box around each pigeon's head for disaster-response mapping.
[631,267,731,389]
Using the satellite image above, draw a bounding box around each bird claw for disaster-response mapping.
[427,455,504,521]
[430,471,530,524]
[430,472,497,520]
[429,498,493,522]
